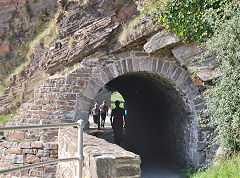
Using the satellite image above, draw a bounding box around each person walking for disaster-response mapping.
[110,100,126,145]
[91,103,100,129]
[99,100,108,128]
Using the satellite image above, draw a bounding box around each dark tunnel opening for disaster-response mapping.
[106,72,198,176]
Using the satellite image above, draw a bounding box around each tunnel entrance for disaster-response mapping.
[105,71,198,176]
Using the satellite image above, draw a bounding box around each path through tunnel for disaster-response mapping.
[106,71,198,177]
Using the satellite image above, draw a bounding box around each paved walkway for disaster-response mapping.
[88,115,182,178]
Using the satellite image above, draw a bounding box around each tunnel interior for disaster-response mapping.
[106,71,198,169]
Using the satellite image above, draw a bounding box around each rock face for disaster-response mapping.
[144,31,180,53]
[0,0,58,80]
[0,0,58,115]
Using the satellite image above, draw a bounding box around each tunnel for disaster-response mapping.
[105,71,198,176]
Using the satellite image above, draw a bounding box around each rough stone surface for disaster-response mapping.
[0,140,58,177]
[196,68,221,81]
[25,154,40,164]
[57,128,141,178]
[144,31,180,53]
[171,43,218,81]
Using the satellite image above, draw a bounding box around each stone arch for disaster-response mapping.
[69,56,206,168]
[74,56,203,124]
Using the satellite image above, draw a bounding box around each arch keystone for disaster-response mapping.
[132,57,140,72]
[121,60,127,73]
[151,58,157,72]
[126,58,133,72]
[139,57,152,71]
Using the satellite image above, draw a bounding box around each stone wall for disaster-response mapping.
[0,140,57,177]
[57,128,141,178]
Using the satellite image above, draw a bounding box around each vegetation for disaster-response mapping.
[111,92,125,109]
[17,138,31,142]
[136,0,229,43]
[27,17,58,58]
[187,153,240,178]
[202,3,240,152]
[118,14,151,44]
[28,91,34,99]
[0,113,16,125]
[0,85,4,96]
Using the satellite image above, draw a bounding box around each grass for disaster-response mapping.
[0,84,5,96]
[0,113,16,125]
[111,92,125,109]
[28,91,34,99]
[27,17,58,59]
[5,60,30,83]
[118,14,145,44]
[17,138,31,142]
[187,152,240,178]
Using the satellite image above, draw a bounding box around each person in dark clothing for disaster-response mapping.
[91,103,100,129]
[110,100,126,145]
[99,100,108,128]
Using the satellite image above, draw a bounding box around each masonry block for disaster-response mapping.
[175,71,188,86]
[167,64,177,78]
[13,155,24,164]
[25,154,40,164]
[100,72,108,84]
[151,58,157,72]
[103,67,114,81]
[126,58,133,72]
[157,60,164,74]
[77,92,92,104]
[88,79,101,92]
[19,142,31,149]
[162,61,170,75]
[132,57,140,72]
[83,85,98,100]
[121,60,127,73]
[179,77,193,92]
[116,166,141,177]
[139,57,151,71]
[76,101,90,113]
[115,61,123,75]
[171,68,182,81]
[110,63,120,78]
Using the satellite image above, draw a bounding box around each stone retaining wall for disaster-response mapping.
[57,128,141,178]
[0,140,58,177]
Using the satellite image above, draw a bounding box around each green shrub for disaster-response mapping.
[202,3,240,152]
[136,0,229,43]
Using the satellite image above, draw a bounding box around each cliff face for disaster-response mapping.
[0,0,142,114]
[0,0,58,82]
[0,0,58,113]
